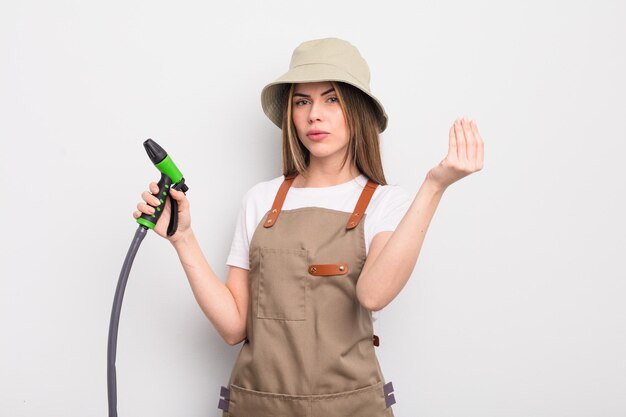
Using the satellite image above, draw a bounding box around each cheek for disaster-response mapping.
[291,111,306,135]
[333,111,347,135]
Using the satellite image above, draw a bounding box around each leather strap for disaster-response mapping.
[263,173,297,228]
[308,263,349,276]
[346,179,379,230]
[264,173,379,230]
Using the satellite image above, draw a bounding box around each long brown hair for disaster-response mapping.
[280,81,387,185]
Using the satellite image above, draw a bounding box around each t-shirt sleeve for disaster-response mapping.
[226,190,252,270]
[369,186,413,236]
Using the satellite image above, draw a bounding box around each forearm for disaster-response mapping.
[358,178,446,310]
[171,229,241,345]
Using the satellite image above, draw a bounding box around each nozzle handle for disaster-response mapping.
[136,173,173,230]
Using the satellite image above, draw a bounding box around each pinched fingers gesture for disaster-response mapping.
[426,117,484,190]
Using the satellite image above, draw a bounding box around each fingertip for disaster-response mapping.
[170,188,182,199]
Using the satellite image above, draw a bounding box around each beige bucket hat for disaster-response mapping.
[261,37,388,133]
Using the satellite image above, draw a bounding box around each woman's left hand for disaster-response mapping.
[426,117,484,191]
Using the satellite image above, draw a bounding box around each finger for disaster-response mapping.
[471,120,484,169]
[169,187,180,197]
[142,190,162,207]
[454,118,467,161]
[471,120,484,143]
[137,201,156,214]
[448,124,458,163]
[133,211,141,219]
[462,117,476,164]
[169,187,188,209]
[149,182,159,194]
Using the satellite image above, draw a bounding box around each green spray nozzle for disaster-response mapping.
[137,139,189,233]
[143,138,184,184]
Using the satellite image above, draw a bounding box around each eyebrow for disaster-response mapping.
[293,88,335,98]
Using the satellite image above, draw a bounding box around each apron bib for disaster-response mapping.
[218,174,397,417]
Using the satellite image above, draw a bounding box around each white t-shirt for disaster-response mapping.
[226,173,413,323]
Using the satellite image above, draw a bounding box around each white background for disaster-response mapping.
[1,1,625,416]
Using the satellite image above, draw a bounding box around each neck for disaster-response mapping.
[294,156,360,188]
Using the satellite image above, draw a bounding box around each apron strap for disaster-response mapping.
[217,385,230,412]
[346,179,379,230]
[263,173,297,228]
[384,381,397,407]
[264,174,379,230]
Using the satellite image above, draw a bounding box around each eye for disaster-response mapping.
[327,96,339,103]
[294,99,308,106]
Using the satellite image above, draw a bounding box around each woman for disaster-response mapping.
[133,37,484,417]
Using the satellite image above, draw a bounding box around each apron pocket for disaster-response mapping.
[257,247,308,321]
[229,382,392,417]
[310,381,391,417]
[228,383,310,417]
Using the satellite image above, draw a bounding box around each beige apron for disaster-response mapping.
[217,173,397,417]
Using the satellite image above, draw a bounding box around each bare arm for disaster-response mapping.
[356,178,444,310]
[133,182,249,346]
[171,229,248,346]
[356,117,484,310]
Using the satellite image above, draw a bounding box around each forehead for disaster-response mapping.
[293,81,334,94]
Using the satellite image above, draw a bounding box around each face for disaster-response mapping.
[291,81,349,163]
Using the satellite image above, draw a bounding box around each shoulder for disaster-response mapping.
[370,180,412,208]
[364,179,412,234]
[240,174,284,206]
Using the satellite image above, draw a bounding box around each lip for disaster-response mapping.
[307,129,330,141]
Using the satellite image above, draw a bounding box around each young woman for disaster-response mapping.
[133,37,484,417]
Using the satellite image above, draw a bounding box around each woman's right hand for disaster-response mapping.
[132,181,192,243]
[425,117,484,191]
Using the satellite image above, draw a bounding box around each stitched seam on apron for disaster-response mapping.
[309,381,384,401]
[277,206,365,216]
[230,381,383,400]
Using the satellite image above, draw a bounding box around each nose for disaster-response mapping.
[307,101,322,124]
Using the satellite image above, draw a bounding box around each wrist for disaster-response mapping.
[422,175,447,195]
[170,228,195,248]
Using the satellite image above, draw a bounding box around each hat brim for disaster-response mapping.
[261,63,388,133]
